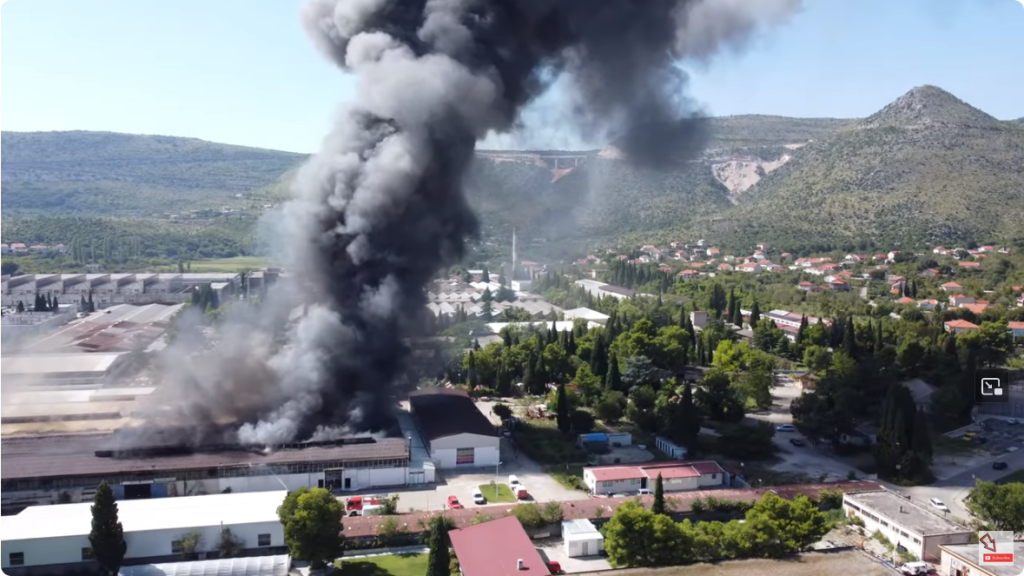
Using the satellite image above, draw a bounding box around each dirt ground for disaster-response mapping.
[573,550,897,576]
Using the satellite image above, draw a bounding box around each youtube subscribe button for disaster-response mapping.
[983,554,1013,562]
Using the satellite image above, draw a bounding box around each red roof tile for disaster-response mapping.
[449,516,547,576]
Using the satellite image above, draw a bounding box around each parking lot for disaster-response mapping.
[375,436,584,513]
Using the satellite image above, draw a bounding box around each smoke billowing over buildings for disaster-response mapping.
[141,0,802,448]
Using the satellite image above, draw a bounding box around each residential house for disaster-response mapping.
[735,263,761,274]
[717,263,734,272]
[920,268,939,278]
[1008,321,1024,341]
[11,243,28,254]
[958,261,981,270]
[944,319,979,334]
[756,243,769,252]
[678,270,700,280]
[896,296,916,305]
[844,254,868,264]
[949,295,975,307]
[828,279,850,291]
[780,252,792,260]
[797,281,819,292]
[887,251,900,262]
[872,253,887,261]
[932,246,949,255]
[959,303,989,315]
[690,311,709,328]
[941,282,963,293]
[978,245,995,253]
[917,299,939,310]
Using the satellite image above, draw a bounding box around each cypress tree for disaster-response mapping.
[912,408,933,463]
[843,319,857,358]
[556,384,570,434]
[750,300,761,326]
[605,352,622,392]
[17,300,25,313]
[425,515,451,576]
[678,303,687,330]
[651,474,666,515]
[89,481,126,576]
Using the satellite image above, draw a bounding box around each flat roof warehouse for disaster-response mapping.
[0,433,409,488]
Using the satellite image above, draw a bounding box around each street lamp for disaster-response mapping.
[494,461,503,500]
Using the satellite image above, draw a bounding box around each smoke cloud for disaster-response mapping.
[135,0,801,448]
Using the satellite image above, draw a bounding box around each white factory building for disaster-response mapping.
[0,492,287,574]
[409,388,500,469]
[842,490,972,563]
[1,273,242,308]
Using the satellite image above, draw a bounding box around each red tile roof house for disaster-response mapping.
[944,319,979,334]
[449,515,551,576]
[941,282,963,293]
[582,461,727,496]
[1009,321,1024,339]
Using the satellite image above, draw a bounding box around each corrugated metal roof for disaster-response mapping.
[119,555,290,576]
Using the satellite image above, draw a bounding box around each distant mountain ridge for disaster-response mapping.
[3,86,1022,256]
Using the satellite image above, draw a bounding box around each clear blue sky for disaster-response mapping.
[2,0,1022,153]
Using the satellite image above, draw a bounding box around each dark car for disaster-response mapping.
[992,461,1009,470]
[789,438,805,447]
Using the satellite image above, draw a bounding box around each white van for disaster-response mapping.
[508,475,521,488]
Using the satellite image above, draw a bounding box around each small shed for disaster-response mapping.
[577,432,610,453]
[562,519,604,558]
[606,432,632,447]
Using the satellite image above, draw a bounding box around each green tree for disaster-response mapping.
[965,480,1024,533]
[603,501,656,567]
[651,474,666,515]
[569,409,596,433]
[277,487,345,569]
[749,300,761,326]
[89,481,127,576]
[605,351,623,391]
[595,390,625,423]
[556,383,571,434]
[215,526,244,558]
[426,514,452,576]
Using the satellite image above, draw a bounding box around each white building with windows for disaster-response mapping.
[409,388,500,469]
[582,461,727,496]
[842,490,971,563]
[0,492,286,574]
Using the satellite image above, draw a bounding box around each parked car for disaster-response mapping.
[992,461,1009,470]
[446,495,463,510]
[1007,418,1020,426]
[512,484,529,500]
[473,489,486,505]
[508,474,521,488]
[789,438,806,447]
[546,560,563,575]
[929,498,949,512]
[637,488,653,496]
[776,424,796,432]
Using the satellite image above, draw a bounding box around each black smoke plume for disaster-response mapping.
[139,0,801,448]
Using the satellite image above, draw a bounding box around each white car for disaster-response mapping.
[472,489,486,505]
[776,424,796,432]
[929,498,950,512]
[508,475,521,488]
[638,488,653,496]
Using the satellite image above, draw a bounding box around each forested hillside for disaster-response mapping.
[1,131,305,216]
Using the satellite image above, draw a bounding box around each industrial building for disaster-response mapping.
[119,555,290,576]
[408,388,500,469]
[842,490,972,562]
[0,492,287,574]
[0,352,132,386]
[0,433,417,512]
[582,461,728,496]
[1,273,242,308]
[939,542,1024,576]
[4,302,183,355]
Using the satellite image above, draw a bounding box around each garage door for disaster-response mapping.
[456,448,475,465]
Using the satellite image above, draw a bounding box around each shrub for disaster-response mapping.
[511,503,545,528]
[816,488,844,511]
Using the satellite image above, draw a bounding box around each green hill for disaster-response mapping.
[1,131,306,216]
[700,86,1024,252]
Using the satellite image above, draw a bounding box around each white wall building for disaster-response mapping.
[1,492,287,573]
[582,462,727,496]
[842,491,972,563]
[409,388,500,469]
[562,519,604,558]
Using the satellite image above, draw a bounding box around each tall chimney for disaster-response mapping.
[517,559,524,570]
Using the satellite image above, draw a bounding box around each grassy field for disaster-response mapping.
[511,418,588,465]
[335,553,428,576]
[997,469,1024,484]
[188,256,269,272]
[478,483,517,503]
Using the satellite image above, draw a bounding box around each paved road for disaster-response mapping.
[897,446,1024,521]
